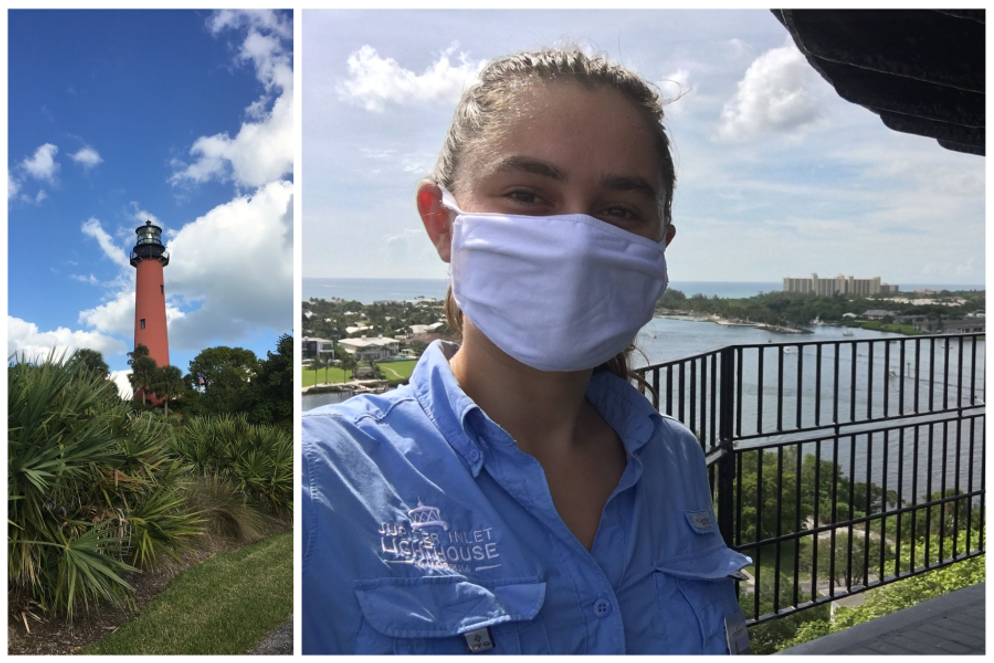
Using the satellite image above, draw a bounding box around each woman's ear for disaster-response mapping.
[663,224,676,249]
[417,182,453,263]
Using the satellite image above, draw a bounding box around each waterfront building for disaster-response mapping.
[337,336,401,362]
[345,323,372,335]
[409,322,445,336]
[303,336,336,360]
[783,273,898,296]
[913,318,986,333]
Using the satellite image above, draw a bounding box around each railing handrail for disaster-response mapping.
[638,331,985,373]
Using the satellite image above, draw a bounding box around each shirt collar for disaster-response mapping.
[585,370,663,456]
[409,340,663,474]
[409,340,488,476]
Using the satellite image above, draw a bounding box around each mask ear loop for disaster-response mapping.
[437,185,464,294]
[438,185,464,214]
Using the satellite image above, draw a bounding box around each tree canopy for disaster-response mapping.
[187,346,259,391]
[127,344,158,405]
[66,348,110,380]
[244,333,293,430]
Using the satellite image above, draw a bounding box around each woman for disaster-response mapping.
[302,46,751,655]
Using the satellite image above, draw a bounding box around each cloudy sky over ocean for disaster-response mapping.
[302,9,984,287]
[8,10,294,372]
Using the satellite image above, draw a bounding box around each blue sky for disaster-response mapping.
[8,9,294,377]
[302,9,984,289]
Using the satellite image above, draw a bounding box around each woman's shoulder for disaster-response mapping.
[640,413,712,505]
[302,387,443,467]
[654,414,707,462]
[303,387,419,442]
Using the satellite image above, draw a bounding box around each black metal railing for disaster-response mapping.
[635,332,985,625]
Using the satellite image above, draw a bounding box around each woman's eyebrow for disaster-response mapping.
[493,156,568,182]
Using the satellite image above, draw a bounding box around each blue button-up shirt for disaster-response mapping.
[302,341,751,654]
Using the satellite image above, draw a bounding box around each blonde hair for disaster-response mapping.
[431,46,675,385]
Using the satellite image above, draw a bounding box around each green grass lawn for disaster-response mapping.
[858,321,923,335]
[378,360,417,383]
[303,360,418,387]
[82,531,292,655]
[303,365,352,386]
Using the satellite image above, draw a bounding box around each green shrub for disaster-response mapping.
[172,414,293,517]
[181,475,270,543]
[8,351,202,620]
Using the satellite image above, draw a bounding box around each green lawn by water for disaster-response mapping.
[303,360,417,387]
[82,532,292,655]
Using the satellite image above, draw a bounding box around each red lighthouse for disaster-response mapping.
[131,221,170,377]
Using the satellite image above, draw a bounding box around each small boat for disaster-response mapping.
[842,329,855,337]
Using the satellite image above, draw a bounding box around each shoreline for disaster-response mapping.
[656,311,811,334]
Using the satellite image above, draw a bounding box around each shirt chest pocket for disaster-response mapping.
[353,576,547,655]
[653,547,751,655]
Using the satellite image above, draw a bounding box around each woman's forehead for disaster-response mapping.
[463,84,664,189]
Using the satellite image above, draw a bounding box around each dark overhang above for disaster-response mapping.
[773,9,985,156]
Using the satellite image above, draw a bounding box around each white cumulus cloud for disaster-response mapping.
[163,179,293,350]
[209,8,292,41]
[8,315,126,361]
[338,43,485,113]
[170,10,293,190]
[78,290,136,336]
[719,38,826,141]
[109,370,135,399]
[70,146,103,169]
[9,173,20,198]
[77,288,185,340]
[22,143,60,182]
[81,217,131,270]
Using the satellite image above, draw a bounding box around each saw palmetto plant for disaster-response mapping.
[8,351,203,620]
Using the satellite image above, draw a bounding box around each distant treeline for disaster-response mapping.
[656,289,985,329]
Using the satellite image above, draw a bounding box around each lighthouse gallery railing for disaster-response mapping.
[633,332,985,626]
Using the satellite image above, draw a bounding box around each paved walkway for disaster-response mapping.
[249,617,292,655]
[778,582,985,655]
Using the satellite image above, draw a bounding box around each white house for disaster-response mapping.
[337,336,401,362]
[410,321,445,336]
[346,323,372,335]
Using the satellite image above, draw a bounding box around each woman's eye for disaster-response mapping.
[508,190,539,204]
[604,205,638,221]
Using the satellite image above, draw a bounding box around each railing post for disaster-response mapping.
[717,347,736,547]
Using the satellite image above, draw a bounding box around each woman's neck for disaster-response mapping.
[447,321,594,460]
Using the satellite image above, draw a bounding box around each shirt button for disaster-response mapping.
[468,448,480,462]
[593,598,612,617]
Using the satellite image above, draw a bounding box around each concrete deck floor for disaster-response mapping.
[778,582,985,655]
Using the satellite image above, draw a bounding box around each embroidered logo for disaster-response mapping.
[379,500,502,573]
[408,501,450,531]
[686,509,715,533]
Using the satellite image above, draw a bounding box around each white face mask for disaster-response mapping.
[441,187,669,373]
